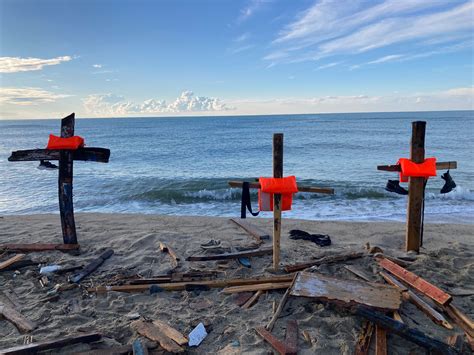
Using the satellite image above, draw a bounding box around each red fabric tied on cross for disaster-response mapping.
[398,157,437,182]
[46,134,85,150]
[258,176,298,211]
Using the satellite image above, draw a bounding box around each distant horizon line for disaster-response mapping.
[0,108,473,121]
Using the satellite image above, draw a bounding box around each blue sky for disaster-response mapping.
[1,0,473,118]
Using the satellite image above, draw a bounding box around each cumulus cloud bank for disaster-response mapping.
[0,87,70,105]
[83,91,232,116]
[0,56,72,73]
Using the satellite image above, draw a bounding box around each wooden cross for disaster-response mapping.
[228,133,334,271]
[8,113,110,245]
[377,121,457,253]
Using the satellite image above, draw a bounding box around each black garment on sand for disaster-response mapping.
[289,229,331,247]
[241,182,259,219]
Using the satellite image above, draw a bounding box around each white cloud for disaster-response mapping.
[367,54,404,64]
[82,91,233,116]
[0,56,72,73]
[234,33,251,42]
[0,87,70,105]
[316,62,341,70]
[266,1,473,64]
[92,64,103,68]
[237,0,269,23]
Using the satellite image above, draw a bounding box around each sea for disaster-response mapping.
[0,111,473,223]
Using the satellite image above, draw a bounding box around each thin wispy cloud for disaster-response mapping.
[266,1,473,65]
[0,56,72,73]
[316,62,340,70]
[234,33,251,42]
[368,55,404,65]
[83,91,233,116]
[237,0,269,23]
[92,64,103,68]
[0,87,70,105]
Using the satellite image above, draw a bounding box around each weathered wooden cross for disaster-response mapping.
[377,121,457,253]
[228,133,334,271]
[8,113,110,245]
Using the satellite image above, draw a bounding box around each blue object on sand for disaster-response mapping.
[150,284,164,294]
[188,322,207,347]
[238,257,251,268]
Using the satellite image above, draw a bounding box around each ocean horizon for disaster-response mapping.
[1,110,473,223]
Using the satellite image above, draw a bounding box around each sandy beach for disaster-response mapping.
[1,213,473,354]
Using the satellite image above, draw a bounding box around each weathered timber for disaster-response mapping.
[273,133,283,270]
[373,253,413,267]
[284,251,365,273]
[380,271,452,329]
[131,320,184,353]
[0,259,37,272]
[58,113,77,244]
[0,243,80,252]
[152,319,188,345]
[128,271,218,285]
[0,303,37,333]
[0,332,102,355]
[0,254,25,271]
[71,248,114,283]
[229,218,270,242]
[255,327,288,355]
[354,306,458,355]
[228,181,334,194]
[8,147,110,163]
[378,257,452,305]
[355,321,374,355]
[405,121,426,252]
[344,265,371,282]
[88,275,294,293]
[442,304,474,338]
[223,282,292,294]
[255,320,297,355]
[186,247,272,261]
[266,286,291,331]
[290,272,401,311]
[234,292,254,307]
[375,325,387,355]
[242,290,264,309]
[377,161,457,172]
[74,345,133,355]
[159,242,180,269]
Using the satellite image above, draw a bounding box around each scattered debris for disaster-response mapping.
[188,322,207,347]
[131,320,184,353]
[223,282,291,294]
[242,290,263,309]
[229,218,270,242]
[71,248,114,283]
[255,320,298,355]
[354,321,374,355]
[0,302,37,333]
[375,325,387,355]
[0,243,80,253]
[289,229,331,247]
[159,242,180,270]
[200,239,221,249]
[152,319,188,346]
[186,247,272,261]
[0,254,25,271]
[237,257,251,268]
[266,286,291,331]
[284,251,365,273]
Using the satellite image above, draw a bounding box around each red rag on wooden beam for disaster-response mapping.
[46,134,85,150]
[258,176,298,211]
[398,157,437,182]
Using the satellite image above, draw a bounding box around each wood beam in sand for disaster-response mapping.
[186,247,272,261]
[284,251,365,273]
[0,243,80,253]
[229,218,270,242]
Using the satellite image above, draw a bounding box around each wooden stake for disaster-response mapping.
[242,290,264,309]
[266,286,291,331]
[58,113,77,244]
[406,121,426,252]
[273,133,283,270]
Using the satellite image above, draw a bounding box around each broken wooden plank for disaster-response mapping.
[344,265,372,282]
[228,181,334,195]
[0,332,102,354]
[186,247,272,261]
[375,325,387,355]
[255,327,288,355]
[128,271,218,284]
[377,257,452,305]
[8,147,110,163]
[131,320,183,353]
[71,248,114,283]
[354,306,457,355]
[234,292,254,307]
[242,290,264,309]
[223,282,291,294]
[266,286,291,331]
[0,254,25,271]
[229,218,270,241]
[152,320,188,346]
[159,242,180,269]
[0,243,80,253]
[377,161,457,172]
[442,304,474,338]
[88,275,294,293]
[355,321,374,355]
[255,320,297,355]
[290,272,401,311]
[380,271,452,329]
[0,259,37,272]
[0,303,37,333]
[284,251,365,273]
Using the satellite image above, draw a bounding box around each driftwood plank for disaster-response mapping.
[284,251,365,273]
[229,218,270,241]
[242,290,264,309]
[152,319,188,345]
[0,254,25,271]
[186,247,272,261]
[159,242,180,270]
[375,325,387,355]
[223,282,291,294]
[266,286,292,331]
[128,271,218,284]
[0,259,37,272]
[378,257,452,305]
[71,248,114,283]
[290,272,401,311]
[380,271,452,329]
[131,320,183,353]
[0,303,37,333]
[354,306,458,355]
[8,147,110,163]
[88,275,294,293]
[442,304,474,338]
[355,321,374,355]
[254,327,288,355]
[285,320,298,355]
[344,265,372,282]
[0,332,102,354]
[0,243,80,252]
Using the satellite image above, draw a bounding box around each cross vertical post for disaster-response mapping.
[58,113,77,244]
[272,133,283,270]
[405,121,426,252]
